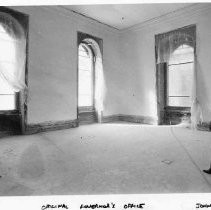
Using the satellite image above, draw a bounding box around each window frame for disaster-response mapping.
[78,43,95,111]
[77,31,103,125]
[166,45,194,109]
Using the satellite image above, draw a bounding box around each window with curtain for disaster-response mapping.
[155,25,196,108]
[0,24,16,110]
[155,25,199,126]
[0,11,26,111]
[78,44,94,107]
[168,44,194,107]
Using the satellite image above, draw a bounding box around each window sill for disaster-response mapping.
[0,110,20,115]
[165,106,191,114]
[78,106,95,113]
[166,106,190,110]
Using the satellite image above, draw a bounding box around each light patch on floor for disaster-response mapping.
[18,144,45,180]
[0,123,211,196]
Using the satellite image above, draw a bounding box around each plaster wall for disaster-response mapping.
[119,4,211,122]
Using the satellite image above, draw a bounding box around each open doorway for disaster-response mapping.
[77,32,103,125]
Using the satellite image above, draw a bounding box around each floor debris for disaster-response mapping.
[162,160,174,165]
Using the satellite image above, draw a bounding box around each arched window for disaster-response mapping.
[167,44,194,107]
[0,11,26,111]
[78,43,94,108]
[0,9,27,134]
[0,24,17,110]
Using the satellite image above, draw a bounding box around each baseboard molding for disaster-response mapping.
[102,114,157,125]
[197,121,211,131]
[25,119,79,135]
[101,114,120,123]
[102,115,211,131]
[119,114,157,125]
[2,116,210,136]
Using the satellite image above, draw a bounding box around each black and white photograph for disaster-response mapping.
[0,0,211,209]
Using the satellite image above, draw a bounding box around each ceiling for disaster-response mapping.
[62,3,195,30]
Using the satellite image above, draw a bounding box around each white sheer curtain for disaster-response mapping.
[0,12,26,93]
[155,25,202,128]
[95,56,105,122]
[190,55,203,129]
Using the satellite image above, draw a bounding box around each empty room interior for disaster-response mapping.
[1,2,211,196]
